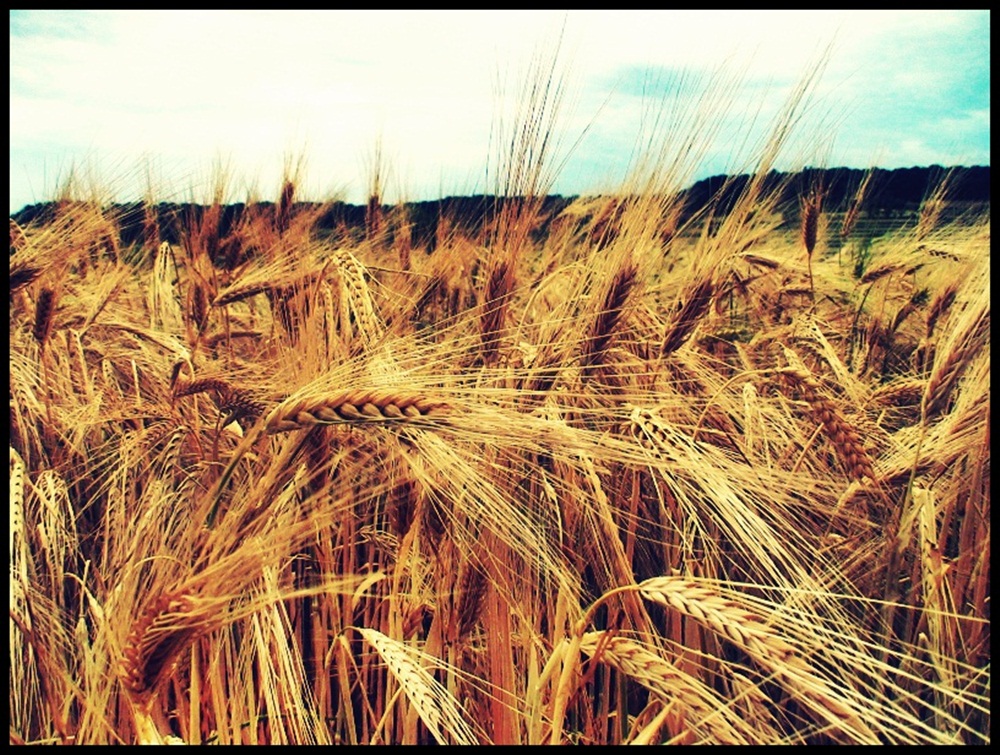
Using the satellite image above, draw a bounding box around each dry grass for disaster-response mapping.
[8,54,989,745]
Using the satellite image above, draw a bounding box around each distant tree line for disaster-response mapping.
[683,165,989,218]
[12,165,988,260]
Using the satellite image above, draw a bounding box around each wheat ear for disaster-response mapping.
[660,278,714,358]
[579,631,747,744]
[638,577,878,743]
[925,283,958,340]
[32,287,57,348]
[121,591,202,697]
[801,193,820,255]
[870,378,926,408]
[10,256,43,293]
[265,389,449,433]
[276,179,295,236]
[456,563,489,640]
[775,368,876,482]
[580,261,639,373]
[801,191,821,294]
[331,247,383,348]
[174,377,266,427]
[10,447,28,604]
[840,171,873,240]
[479,259,513,366]
[356,627,477,745]
[859,262,902,286]
[922,305,989,420]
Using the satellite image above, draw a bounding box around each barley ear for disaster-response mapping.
[638,577,879,743]
[480,260,514,366]
[661,278,714,359]
[33,287,57,348]
[356,627,477,745]
[265,389,449,434]
[121,591,200,698]
[775,367,876,482]
[801,190,821,295]
[922,305,989,420]
[276,179,295,236]
[579,631,748,744]
[581,261,639,375]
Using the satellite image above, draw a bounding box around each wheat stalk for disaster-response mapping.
[914,486,963,736]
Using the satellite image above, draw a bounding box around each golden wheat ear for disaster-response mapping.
[32,287,57,348]
[121,591,201,699]
[774,367,876,482]
[921,303,989,420]
[638,577,879,743]
[579,631,750,744]
[173,377,267,427]
[580,260,639,376]
[356,627,478,745]
[661,278,714,358]
[264,389,449,433]
[479,259,514,366]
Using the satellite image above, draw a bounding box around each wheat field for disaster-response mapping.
[8,61,990,745]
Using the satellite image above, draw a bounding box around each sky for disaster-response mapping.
[9,9,990,213]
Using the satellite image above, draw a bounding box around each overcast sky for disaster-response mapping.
[9,9,990,213]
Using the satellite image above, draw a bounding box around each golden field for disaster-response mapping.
[9,63,990,744]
